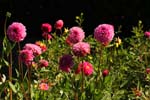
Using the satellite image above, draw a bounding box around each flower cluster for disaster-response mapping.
[3,14,150,100]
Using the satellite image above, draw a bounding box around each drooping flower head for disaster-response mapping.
[23,43,42,56]
[75,61,94,76]
[19,49,34,65]
[39,59,49,68]
[66,26,85,46]
[54,19,64,29]
[7,22,27,42]
[39,83,49,91]
[144,31,150,38]
[94,24,114,46]
[35,41,47,52]
[59,54,74,72]
[41,23,52,33]
[72,42,90,57]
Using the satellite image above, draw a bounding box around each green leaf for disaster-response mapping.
[2,36,16,57]
[9,82,17,93]
[2,58,9,67]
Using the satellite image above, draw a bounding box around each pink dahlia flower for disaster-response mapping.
[23,43,42,56]
[59,54,74,72]
[144,31,150,38]
[7,22,27,42]
[39,83,49,91]
[39,59,49,68]
[72,42,90,57]
[66,26,85,45]
[55,19,64,29]
[19,49,34,65]
[75,61,94,76]
[42,33,52,40]
[94,24,114,46]
[41,23,52,33]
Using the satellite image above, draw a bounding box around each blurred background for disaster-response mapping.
[0,0,150,39]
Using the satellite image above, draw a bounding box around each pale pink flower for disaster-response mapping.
[144,31,150,38]
[39,59,49,68]
[75,61,94,76]
[66,26,85,45]
[41,23,52,33]
[72,42,90,57]
[39,83,49,91]
[59,54,74,72]
[94,24,114,46]
[23,43,42,56]
[19,49,34,65]
[42,33,52,40]
[55,19,64,29]
[7,22,27,42]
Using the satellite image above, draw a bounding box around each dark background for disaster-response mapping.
[1,0,150,40]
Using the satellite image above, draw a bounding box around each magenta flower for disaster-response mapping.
[39,59,49,68]
[66,26,85,45]
[19,49,34,65]
[59,54,74,72]
[75,61,94,76]
[42,33,52,40]
[94,24,114,46]
[39,83,49,91]
[7,22,27,42]
[55,19,64,29]
[41,23,52,33]
[72,42,90,57]
[23,43,42,56]
[144,31,150,38]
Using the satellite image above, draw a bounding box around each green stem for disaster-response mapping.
[18,42,23,81]
[98,44,103,77]
[4,15,8,37]
[81,64,84,92]
[9,51,12,100]
[27,66,31,100]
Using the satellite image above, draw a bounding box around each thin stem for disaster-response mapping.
[74,91,78,100]
[4,15,8,36]
[20,83,28,100]
[27,66,31,100]
[98,44,103,76]
[81,66,84,92]
[18,42,23,81]
[81,60,85,100]
[9,51,12,100]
